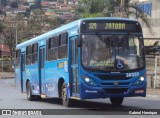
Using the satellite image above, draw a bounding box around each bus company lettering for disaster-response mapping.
[85,90,98,93]
[90,60,114,67]
[105,23,125,30]
[46,84,55,91]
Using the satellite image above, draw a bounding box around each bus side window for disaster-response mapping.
[26,45,32,65]
[32,43,38,64]
[58,33,68,59]
[60,33,68,45]
[15,49,21,68]
[47,37,59,61]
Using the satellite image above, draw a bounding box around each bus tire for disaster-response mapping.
[26,82,35,101]
[110,97,124,106]
[61,82,71,107]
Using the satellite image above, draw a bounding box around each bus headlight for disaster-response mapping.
[82,75,97,86]
[85,78,90,82]
[140,77,144,81]
[133,76,145,86]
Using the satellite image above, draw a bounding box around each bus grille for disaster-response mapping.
[104,88,128,94]
[94,74,132,80]
[101,82,130,86]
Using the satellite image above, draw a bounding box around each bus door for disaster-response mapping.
[39,46,45,94]
[20,52,25,92]
[70,37,79,96]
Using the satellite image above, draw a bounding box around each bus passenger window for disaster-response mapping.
[26,45,32,65]
[58,33,68,59]
[60,33,68,46]
[32,43,38,64]
[58,45,68,59]
[47,37,59,61]
[15,49,21,68]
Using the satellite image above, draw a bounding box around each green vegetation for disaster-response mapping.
[75,0,151,32]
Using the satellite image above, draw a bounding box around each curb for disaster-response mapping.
[1,78,16,86]
[0,77,15,79]
[146,94,160,99]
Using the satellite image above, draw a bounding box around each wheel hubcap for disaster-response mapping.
[62,87,66,101]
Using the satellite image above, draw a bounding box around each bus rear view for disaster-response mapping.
[78,18,146,105]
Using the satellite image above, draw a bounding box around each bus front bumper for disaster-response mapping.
[79,83,146,99]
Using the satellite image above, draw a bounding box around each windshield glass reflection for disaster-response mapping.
[82,35,145,71]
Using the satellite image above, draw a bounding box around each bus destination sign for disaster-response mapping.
[88,23,126,30]
[81,21,141,32]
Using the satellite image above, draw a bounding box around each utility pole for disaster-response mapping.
[1,45,3,72]
[16,27,17,45]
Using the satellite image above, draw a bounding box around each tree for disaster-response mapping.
[0,17,17,60]
[108,0,152,32]
[0,23,3,33]
[30,4,37,11]
[0,14,27,60]
[45,17,60,29]
[35,0,41,9]
[75,0,152,32]
[14,14,29,43]
[0,0,8,7]
[25,8,31,18]
[23,2,29,6]
[27,10,47,37]
[0,49,1,58]
[10,1,18,8]
[24,9,59,38]
[75,0,108,18]
[0,9,61,62]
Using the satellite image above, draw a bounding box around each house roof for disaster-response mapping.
[0,45,10,52]
[41,2,49,6]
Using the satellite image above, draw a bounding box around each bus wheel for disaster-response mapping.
[61,83,71,107]
[110,97,124,106]
[26,82,35,101]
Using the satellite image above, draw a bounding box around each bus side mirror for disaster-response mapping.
[77,38,82,47]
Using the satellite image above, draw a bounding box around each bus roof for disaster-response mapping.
[16,17,138,50]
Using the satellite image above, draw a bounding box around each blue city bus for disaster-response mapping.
[15,17,146,107]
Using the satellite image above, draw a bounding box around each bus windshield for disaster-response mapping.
[82,34,145,71]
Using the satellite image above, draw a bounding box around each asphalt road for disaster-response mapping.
[0,79,160,118]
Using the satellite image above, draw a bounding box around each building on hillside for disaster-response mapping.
[41,0,75,22]
[0,45,10,58]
